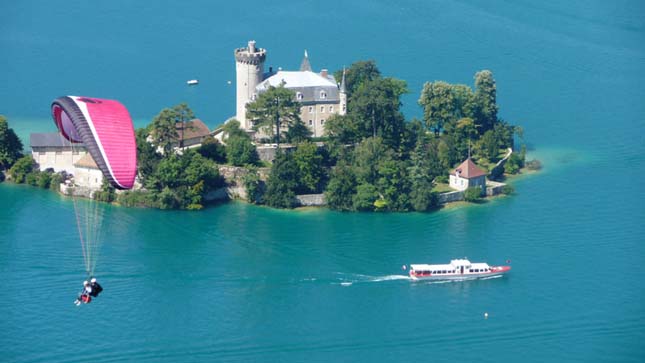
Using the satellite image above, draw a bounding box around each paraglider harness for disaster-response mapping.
[74,277,103,306]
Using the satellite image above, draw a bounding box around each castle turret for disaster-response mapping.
[339,67,347,116]
[235,40,266,129]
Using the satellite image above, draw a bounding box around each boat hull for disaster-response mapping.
[409,266,511,281]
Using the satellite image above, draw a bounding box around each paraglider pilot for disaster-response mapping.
[89,277,103,297]
[74,281,92,306]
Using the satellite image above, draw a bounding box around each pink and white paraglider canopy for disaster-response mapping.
[51,96,137,189]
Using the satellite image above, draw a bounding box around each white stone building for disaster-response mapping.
[449,158,487,192]
[30,133,86,173]
[234,40,347,138]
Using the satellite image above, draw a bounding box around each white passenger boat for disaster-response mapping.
[408,259,511,281]
[187,79,199,86]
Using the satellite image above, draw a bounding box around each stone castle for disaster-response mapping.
[234,40,346,138]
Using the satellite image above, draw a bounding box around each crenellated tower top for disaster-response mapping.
[234,40,267,65]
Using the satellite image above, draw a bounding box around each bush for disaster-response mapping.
[8,155,35,183]
[37,171,52,189]
[464,186,483,202]
[242,166,263,204]
[50,173,63,191]
[435,175,449,184]
[117,190,154,208]
[198,136,227,163]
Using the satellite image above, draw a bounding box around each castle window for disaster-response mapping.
[321,119,325,125]
[320,91,327,99]
[309,120,313,126]
[320,106,325,113]
[329,106,334,113]
[342,104,346,112]
[296,92,303,100]
[308,106,313,113]
[251,94,256,101]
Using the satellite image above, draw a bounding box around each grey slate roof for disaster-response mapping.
[30,133,76,148]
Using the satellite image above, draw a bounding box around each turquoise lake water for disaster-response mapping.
[1,0,644,361]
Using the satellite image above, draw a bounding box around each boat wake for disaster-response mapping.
[333,273,410,286]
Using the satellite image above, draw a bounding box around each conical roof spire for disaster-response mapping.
[300,49,312,72]
[340,67,347,93]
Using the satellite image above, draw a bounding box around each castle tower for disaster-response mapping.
[235,40,266,129]
[339,67,347,116]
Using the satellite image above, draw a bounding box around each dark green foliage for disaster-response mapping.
[324,114,361,144]
[117,190,154,208]
[49,173,63,191]
[352,183,378,211]
[94,179,116,203]
[324,162,357,211]
[36,171,52,189]
[226,136,259,166]
[198,136,227,163]
[145,150,224,209]
[349,77,408,149]
[464,186,483,202]
[284,120,312,144]
[135,128,162,184]
[333,60,381,96]
[263,151,298,208]
[8,155,35,183]
[408,138,438,211]
[292,141,324,194]
[242,166,263,204]
[222,119,248,139]
[0,115,24,170]
[479,130,498,161]
[25,172,38,186]
[473,70,498,133]
[246,85,301,146]
[504,152,523,174]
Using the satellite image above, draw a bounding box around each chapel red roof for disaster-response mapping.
[451,158,487,178]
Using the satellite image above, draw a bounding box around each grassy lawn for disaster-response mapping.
[432,183,454,193]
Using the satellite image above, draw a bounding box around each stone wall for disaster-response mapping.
[438,191,464,204]
[295,194,326,207]
[486,180,506,197]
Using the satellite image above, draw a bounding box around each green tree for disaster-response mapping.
[246,85,301,147]
[136,128,162,184]
[292,141,325,194]
[8,155,35,183]
[350,77,408,149]
[408,139,437,211]
[324,162,357,211]
[0,115,24,170]
[334,60,381,97]
[198,136,227,163]
[352,183,378,211]
[284,120,312,144]
[263,151,298,208]
[242,166,263,204]
[173,103,196,148]
[150,108,180,154]
[226,136,259,166]
[479,130,499,161]
[464,186,483,202]
[376,158,410,211]
[222,119,248,139]
[473,70,498,132]
[324,114,361,144]
[419,81,455,135]
[353,137,391,185]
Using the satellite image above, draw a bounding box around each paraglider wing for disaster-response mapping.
[51,96,137,189]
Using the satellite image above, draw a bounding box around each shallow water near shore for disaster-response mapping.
[2,0,645,361]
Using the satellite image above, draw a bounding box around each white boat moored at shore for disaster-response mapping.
[408,258,511,281]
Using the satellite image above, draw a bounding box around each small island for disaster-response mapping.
[0,40,540,212]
